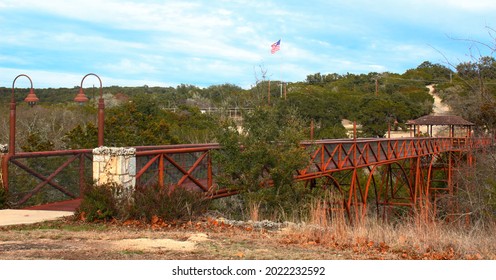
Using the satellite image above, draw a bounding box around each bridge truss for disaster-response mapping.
[1,137,492,222]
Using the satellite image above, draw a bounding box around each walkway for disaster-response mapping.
[0,209,73,226]
[0,199,80,227]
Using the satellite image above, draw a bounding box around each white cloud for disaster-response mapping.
[157,37,263,62]
[100,58,158,75]
[0,67,169,88]
[2,0,496,88]
[0,67,87,88]
[434,0,496,12]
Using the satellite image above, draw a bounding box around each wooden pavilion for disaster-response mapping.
[406,115,474,137]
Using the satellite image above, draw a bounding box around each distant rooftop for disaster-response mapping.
[407,115,474,126]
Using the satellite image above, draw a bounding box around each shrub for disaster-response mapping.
[76,183,123,222]
[212,106,313,222]
[129,186,210,222]
[76,183,210,223]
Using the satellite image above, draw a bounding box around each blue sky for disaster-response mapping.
[1,0,496,89]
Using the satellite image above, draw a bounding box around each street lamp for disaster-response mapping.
[9,74,40,156]
[74,73,104,147]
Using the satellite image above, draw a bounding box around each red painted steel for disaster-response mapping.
[0,137,492,220]
[9,74,39,157]
[1,149,92,208]
[78,73,105,146]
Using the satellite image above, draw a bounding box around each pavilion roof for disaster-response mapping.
[406,115,474,126]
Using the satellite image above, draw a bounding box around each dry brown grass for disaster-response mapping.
[248,200,261,222]
[276,198,496,259]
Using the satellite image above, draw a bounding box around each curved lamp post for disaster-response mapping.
[9,74,40,156]
[74,73,105,146]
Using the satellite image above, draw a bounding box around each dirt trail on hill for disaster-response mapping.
[426,84,451,116]
[426,84,452,137]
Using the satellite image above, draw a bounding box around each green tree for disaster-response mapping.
[356,94,423,137]
[283,90,347,139]
[456,56,496,81]
[213,106,317,221]
[62,122,98,149]
[104,99,177,147]
[403,61,453,83]
[63,94,178,148]
[21,130,55,152]
[163,105,219,143]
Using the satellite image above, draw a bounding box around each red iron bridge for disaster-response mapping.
[1,136,492,222]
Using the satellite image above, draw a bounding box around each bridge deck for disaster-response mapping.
[22,199,81,212]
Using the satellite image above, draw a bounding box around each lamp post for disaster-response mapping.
[74,73,105,147]
[9,74,39,156]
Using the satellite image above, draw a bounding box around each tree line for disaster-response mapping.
[0,56,495,152]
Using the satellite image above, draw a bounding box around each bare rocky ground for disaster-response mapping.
[0,218,372,260]
[0,215,490,260]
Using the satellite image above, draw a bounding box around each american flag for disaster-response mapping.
[271,39,280,54]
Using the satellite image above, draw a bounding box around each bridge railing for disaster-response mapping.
[1,149,93,207]
[135,143,219,192]
[1,136,492,208]
[297,137,492,180]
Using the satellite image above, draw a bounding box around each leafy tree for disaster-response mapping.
[403,61,453,83]
[213,105,316,221]
[202,83,244,106]
[62,122,98,149]
[355,94,423,137]
[163,105,220,143]
[63,94,178,148]
[104,99,178,147]
[441,54,496,133]
[456,56,496,81]
[306,72,323,84]
[214,106,308,193]
[283,90,347,139]
[21,130,55,152]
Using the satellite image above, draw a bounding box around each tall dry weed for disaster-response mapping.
[280,207,496,259]
[249,200,261,222]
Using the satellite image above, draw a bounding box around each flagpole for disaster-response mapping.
[279,39,283,98]
[270,39,281,104]
[268,80,271,106]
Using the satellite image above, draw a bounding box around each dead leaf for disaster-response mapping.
[151,215,160,225]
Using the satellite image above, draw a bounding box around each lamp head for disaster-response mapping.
[24,88,39,107]
[74,88,89,104]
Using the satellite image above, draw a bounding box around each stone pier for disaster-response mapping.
[92,147,136,193]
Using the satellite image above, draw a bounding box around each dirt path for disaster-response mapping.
[426,84,451,116]
[425,84,452,136]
